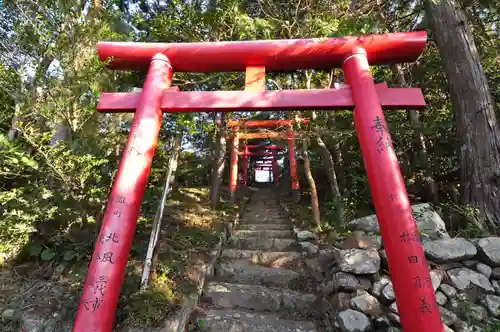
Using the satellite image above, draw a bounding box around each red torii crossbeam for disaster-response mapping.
[74,31,444,332]
[97,84,425,112]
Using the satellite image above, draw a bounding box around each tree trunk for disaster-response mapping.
[7,112,20,141]
[326,112,344,192]
[426,0,500,226]
[391,64,439,204]
[141,132,183,289]
[315,132,341,200]
[210,112,228,209]
[49,122,72,147]
[302,139,321,229]
[8,53,54,141]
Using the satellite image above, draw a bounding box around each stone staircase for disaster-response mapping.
[198,188,322,331]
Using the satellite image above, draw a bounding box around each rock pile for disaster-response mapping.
[314,204,500,332]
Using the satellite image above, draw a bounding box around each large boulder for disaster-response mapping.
[322,272,361,294]
[337,309,371,332]
[423,238,477,263]
[436,291,448,306]
[492,268,500,280]
[333,272,362,292]
[440,284,458,299]
[492,280,500,295]
[485,294,500,317]
[371,275,392,298]
[430,269,446,291]
[348,203,449,240]
[335,249,381,275]
[381,282,396,302]
[439,306,458,326]
[476,263,493,279]
[447,267,495,294]
[293,228,316,241]
[342,231,382,250]
[350,293,383,315]
[331,292,354,312]
[476,237,500,267]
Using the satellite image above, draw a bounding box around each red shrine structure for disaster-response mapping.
[74,31,445,332]
[239,145,283,185]
[226,119,308,201]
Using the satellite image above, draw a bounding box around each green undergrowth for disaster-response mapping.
[0,186,237,331]
[280,188,356,246]
[118,187,236,328]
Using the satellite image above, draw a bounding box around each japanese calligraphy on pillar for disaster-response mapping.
[371,116,392,154]
[84,196,125,312]
[419,296,435,313]
[83,276,108,312]
[387,190,435,315]
[412,276,432,289]
[127,121,147,157]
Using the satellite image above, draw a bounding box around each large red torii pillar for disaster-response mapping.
[76,31,443,332]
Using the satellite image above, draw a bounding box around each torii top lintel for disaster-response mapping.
[97,31,427,72]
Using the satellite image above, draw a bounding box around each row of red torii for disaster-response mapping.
[72,31,446,331]
[226,118,309,200]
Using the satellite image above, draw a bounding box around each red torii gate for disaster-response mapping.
[239,148,282,186]
[230,120,304,194]
[238,139,283,189]
[243,144,284,185]
[75,31,443,332]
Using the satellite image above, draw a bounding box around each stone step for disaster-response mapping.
[243,209,283,214]
[219,249,302,268]
[238,224,291,231]
[240,218,289,225]
[243,210,283,215]
[233,229,293,238]
[199,309,317,332]
[203,282,324,317]
[228,237,297,251]
[215,260,301,287]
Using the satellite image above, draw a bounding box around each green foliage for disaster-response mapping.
[453,296,500,331]
[441,201,493,237]
[122,283,177,327]
[320,196,353,231]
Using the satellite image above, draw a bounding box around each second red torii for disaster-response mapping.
[229,121,302,198]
